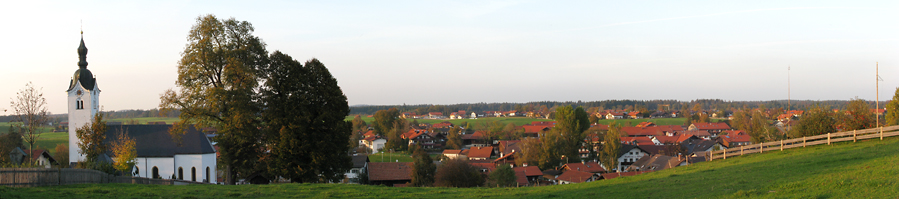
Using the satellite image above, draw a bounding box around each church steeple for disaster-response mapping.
[77,32,88,69]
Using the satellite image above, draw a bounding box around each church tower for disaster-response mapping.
[67,33,100,165]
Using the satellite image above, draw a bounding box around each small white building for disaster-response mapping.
[617,145,649,172]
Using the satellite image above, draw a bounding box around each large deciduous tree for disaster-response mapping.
[159,14,268,184]
[261,52,352,183]
[372,108,399,136]
[487,164,516,187]
[10,82,50,165]
[445,126,463,149]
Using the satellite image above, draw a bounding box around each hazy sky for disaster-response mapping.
[2,1,898,115]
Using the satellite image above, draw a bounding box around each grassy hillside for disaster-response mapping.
[4,135,899,198]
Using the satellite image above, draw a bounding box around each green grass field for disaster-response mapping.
[4,134,899,198]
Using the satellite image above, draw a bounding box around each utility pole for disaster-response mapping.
[788,65,791,112]
[876,62,880,127]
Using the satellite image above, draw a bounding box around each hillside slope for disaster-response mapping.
[3,136,899,198]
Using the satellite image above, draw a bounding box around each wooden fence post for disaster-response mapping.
[803,137,806,147]
[853,130,857,142]
[723,149,727,160]
[780,140,784,151]
[759,143,763,154]
[827,133,831,145]
[740,146,744,156]
[708,151,712,161]
[881,127,884,140]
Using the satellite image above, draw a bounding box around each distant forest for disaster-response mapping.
[349,99,888,116]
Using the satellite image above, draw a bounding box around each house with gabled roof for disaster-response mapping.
[688,122,732,136]
[616,144,649,172]
[467,146,494,161]
[442,149,467,160]
[626,154,684,172]
[720,130,753,147]
[556,170,597,184]
[368,162,412,186]
[462,131,488,147]
[627,111,642,119]
[605,112,625,120]
[683,130,712,140]
[361,136,387,153]
[514,166,543,186]
[344,155,369,184]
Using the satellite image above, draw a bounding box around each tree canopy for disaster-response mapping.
[261,52,352,183]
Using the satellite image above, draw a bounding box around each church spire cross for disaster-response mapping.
[77,32,88,69]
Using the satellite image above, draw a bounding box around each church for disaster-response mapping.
[67,33,218,183]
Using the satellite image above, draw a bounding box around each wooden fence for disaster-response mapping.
[706,125,899,161]
[0,168,206,187]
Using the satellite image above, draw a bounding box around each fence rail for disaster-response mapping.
[707,125,899,161]
[0,168,206,187]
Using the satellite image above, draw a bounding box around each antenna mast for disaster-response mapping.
[876,62,880,127]
[788,65,791,111]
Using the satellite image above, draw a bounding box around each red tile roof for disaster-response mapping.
[515,170,529,185]
[691,122,731,130]
[368,162,413,181]
[467,146,494,158]
[443,149,463,155]
[621,127,663,137]
[635,122,655,127]
[556,170,595,183]
[620,137,655,146]
[463,131,487,140]
[513,166,543,177]
[562,162,606,173]
[522,125,551,133]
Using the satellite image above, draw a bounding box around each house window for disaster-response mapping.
[206,167,211,183]
[152,167,160,179]
[178,167,184,180]
[191,167,197,182]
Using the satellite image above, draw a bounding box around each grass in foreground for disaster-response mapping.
[4,135,899,198]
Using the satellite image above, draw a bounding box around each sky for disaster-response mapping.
[1,0,898,115]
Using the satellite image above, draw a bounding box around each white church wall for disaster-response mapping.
[68,81,99,164]
[135,157,175,179]
[174,154,217,183]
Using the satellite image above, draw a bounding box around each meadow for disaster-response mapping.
[4,134,898,198]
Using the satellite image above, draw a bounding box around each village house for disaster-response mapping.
[605,112,625,120]
[360,136,387,153]
[467,146,494,161]
[344,155,369,184]
[513,166,543,186]
[616,144,650,172]
[688,122,732,137]
[625,154,684,172]
[368,162,412,187]
[442,149,468,160]
[720,130,753,147]
[555,170,597,184]
[561,161,606,174]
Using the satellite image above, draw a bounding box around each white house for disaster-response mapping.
[616,145,649,172]
[67,35,217,183]
[360,136,387,153]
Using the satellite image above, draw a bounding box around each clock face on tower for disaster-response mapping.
[76,90,83,96]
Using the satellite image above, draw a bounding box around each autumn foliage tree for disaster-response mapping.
[110,130,137,175]
[789,106,836,138]
[410,145,435,187]
[160,14,267,184]
[839,98,876,131]
[601,121,622,172]
[76,113,107,163]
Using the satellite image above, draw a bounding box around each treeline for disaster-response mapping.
[349,99,886,115]
[102,109,180,119]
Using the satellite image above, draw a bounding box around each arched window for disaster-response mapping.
[75,99,84,110]
[206,167,211,183]
[178,167,184,180]
[191,167,196,182]
[152,167,159,179]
